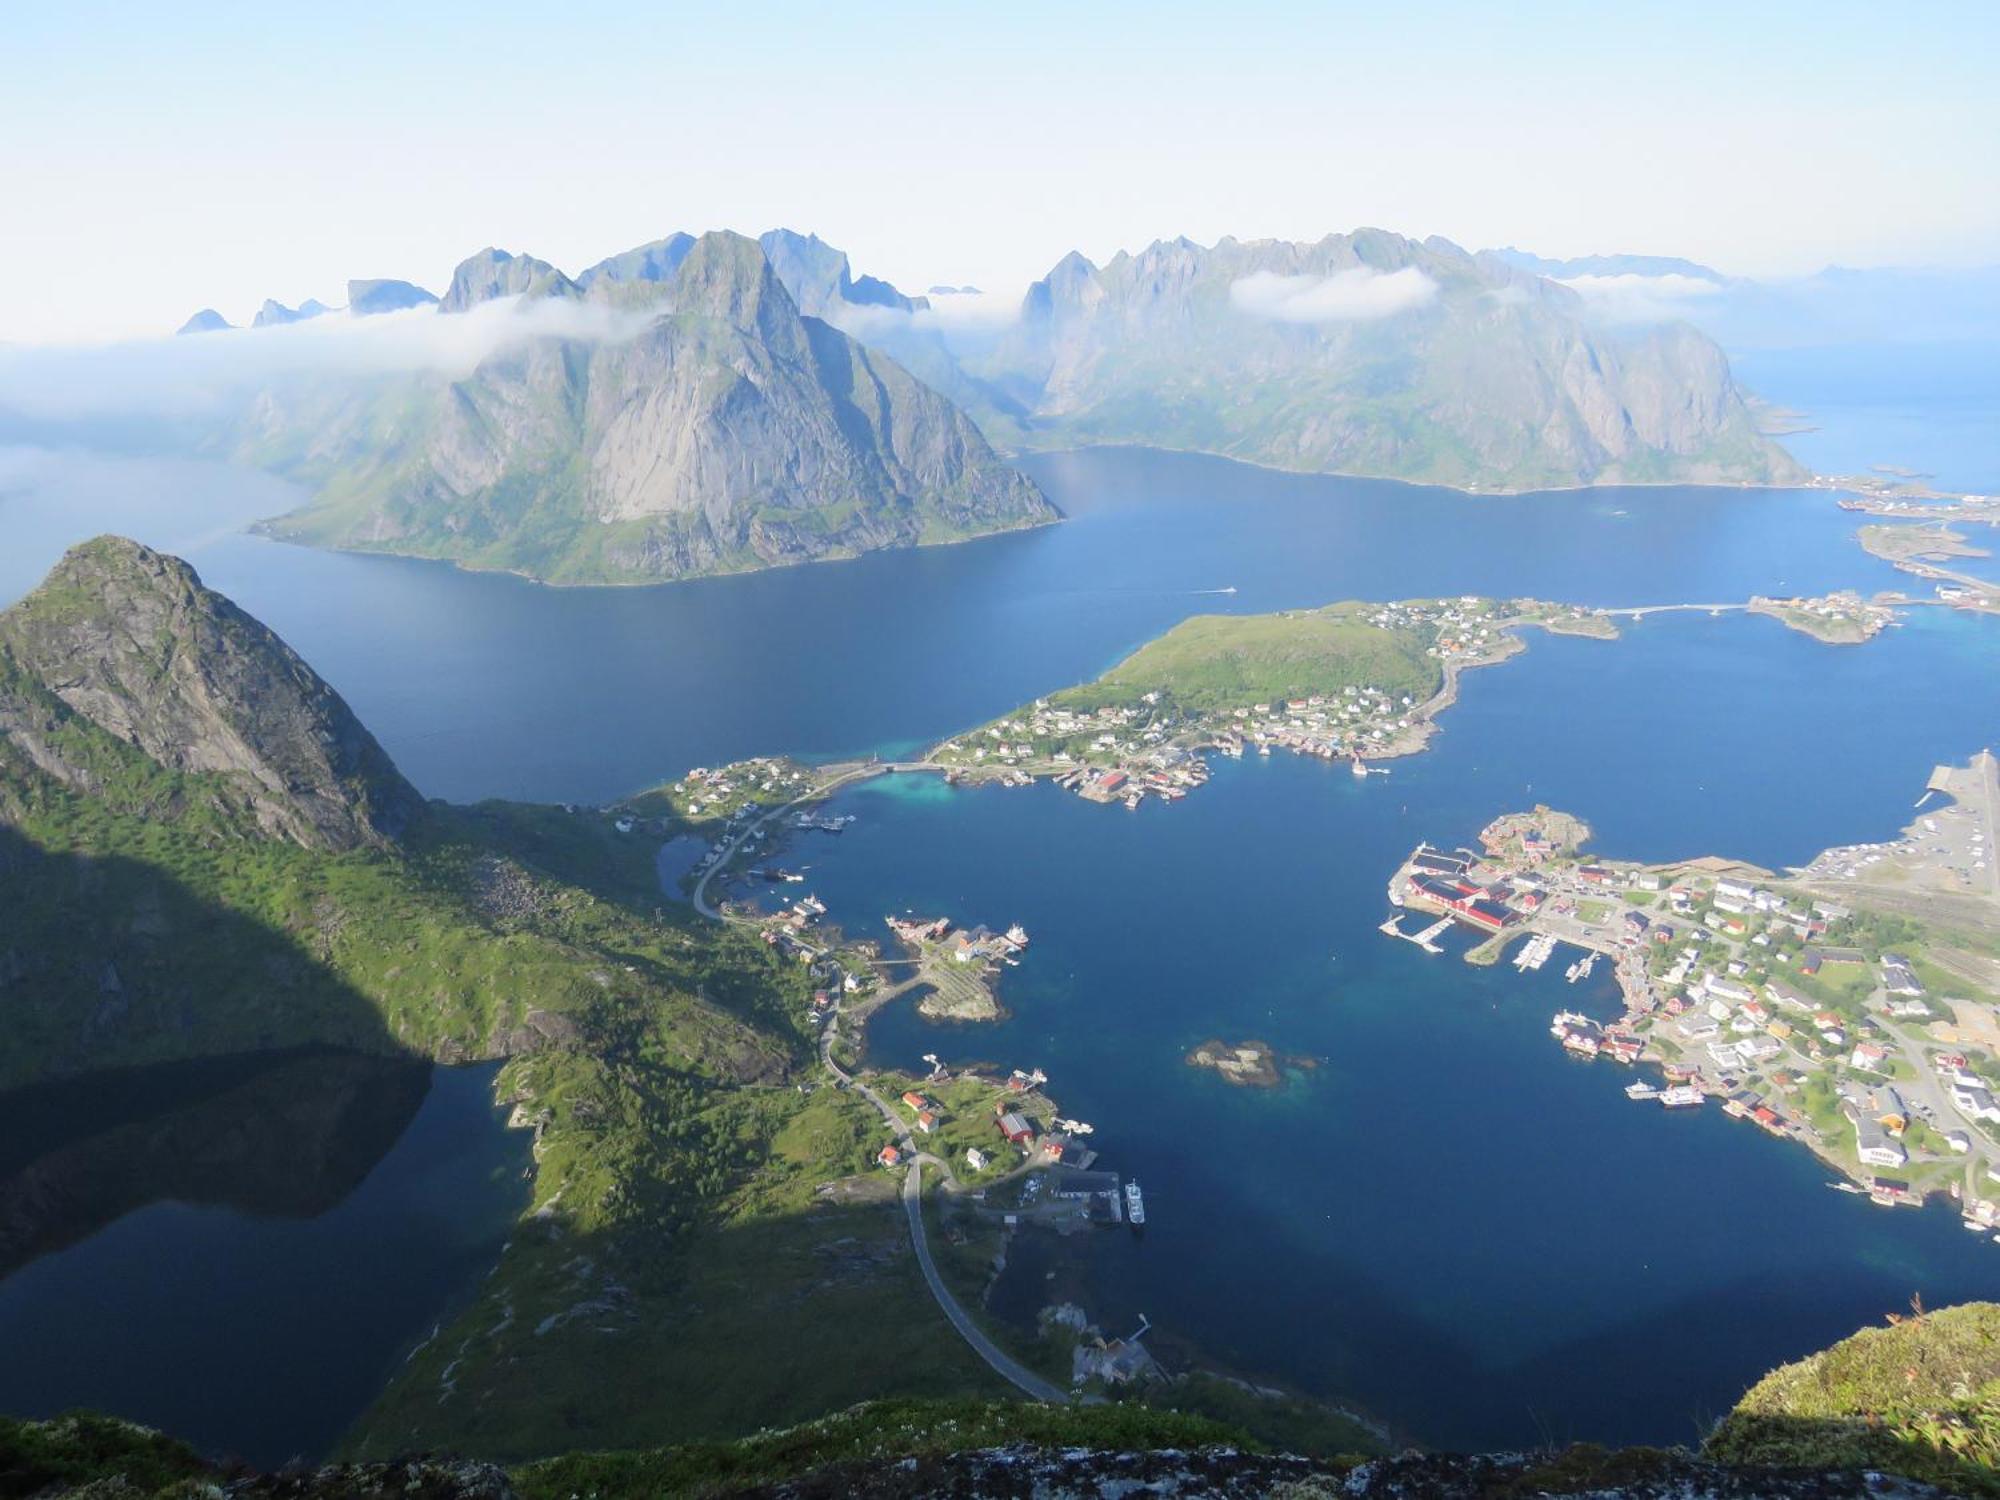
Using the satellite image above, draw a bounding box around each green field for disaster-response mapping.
[1069,605,1441,713]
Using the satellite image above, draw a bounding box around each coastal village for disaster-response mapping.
[1384,753,2000,1232]
[929,596,1618,811]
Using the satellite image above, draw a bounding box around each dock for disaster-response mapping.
[1379,913,1450,954]
[1512,932,1557,971]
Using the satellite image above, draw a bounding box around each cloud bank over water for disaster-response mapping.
[1228,266,1439,324]
[1555,271,1726,324]
[0,297,652,422]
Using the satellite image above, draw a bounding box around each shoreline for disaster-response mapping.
[1007,438,1812,499]
[1383,764,2000,1221]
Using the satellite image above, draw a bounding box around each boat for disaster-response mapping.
[1625,1081,1660,1100]
[1123,1180,1146,1227]
[1350,757,1369,778]
[1659,1084,1704,1108]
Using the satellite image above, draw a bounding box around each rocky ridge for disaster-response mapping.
[0,536,421,851]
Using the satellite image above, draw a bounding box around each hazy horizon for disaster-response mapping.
[5,1,1996,344]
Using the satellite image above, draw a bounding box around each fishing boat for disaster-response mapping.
[1124,1180,1146,1227]
[1625,1081,1659,1100]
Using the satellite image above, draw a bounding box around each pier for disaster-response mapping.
[1379,913,1451,954]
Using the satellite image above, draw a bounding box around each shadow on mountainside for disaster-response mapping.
[0,822,414,1090]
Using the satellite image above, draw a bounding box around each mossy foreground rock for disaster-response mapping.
[1708,1302,2000,1495]
[1,1402,1963,1499]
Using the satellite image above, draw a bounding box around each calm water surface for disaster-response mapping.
[0,1057,531,1464]
[801,606,2000,1448]
[0,420,1995,1454]
[0,442,1952,804]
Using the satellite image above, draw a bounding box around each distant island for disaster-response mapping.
[250,232,1056,586]
[1856,523,2000,615]
[161,223,1822,592]
[956,232,1804,491]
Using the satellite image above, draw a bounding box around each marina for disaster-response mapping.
[1512,932,1558,972]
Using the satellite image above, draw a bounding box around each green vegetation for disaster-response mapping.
[1077,604,1440,714]
[1707,1301,2000,1494]
[0,1412,211,1498]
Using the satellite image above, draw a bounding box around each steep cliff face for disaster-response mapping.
[0,536,421,851]
[0,539,795,1087]
[973,231,1803,490]
[264,232,1055,584]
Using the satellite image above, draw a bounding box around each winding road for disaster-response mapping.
[690,761,1067,1403]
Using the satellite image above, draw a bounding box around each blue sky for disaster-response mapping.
[4,0,1996,342]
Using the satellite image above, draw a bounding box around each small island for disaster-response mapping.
[1857,524,2000,615]
[930,596,1621,810]
[1747,591,1897,644]
[1185,1038,1311,1089]
[884,915,1029,1022]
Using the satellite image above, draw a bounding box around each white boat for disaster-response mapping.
[1124,1180,1146,1226]
[1351,758,1369,778]
[1625,1082,1660,1100]
[1659,1084,1704,1108]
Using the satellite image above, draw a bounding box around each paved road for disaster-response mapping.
[684,836,1066,1406]
[688,760,939,920]
[899,1156,1068,1402]
[819,1008,1068,1402]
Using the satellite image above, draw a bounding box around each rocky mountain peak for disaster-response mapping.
[439,248,581,314]
[0,536,423,851]
[575,233,698,290]
[669,230,803,346]
[348,278,440,316]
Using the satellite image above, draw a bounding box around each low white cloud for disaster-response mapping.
[0,296,656,423]
[1228,266,1438,324]
[1554,272,1725,324]
[829,283,1027,344]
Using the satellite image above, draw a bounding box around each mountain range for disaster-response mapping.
[167,223,1818,584]
[953,232,1802,490]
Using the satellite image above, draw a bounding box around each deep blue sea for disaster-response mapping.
[0,389,1995,1456]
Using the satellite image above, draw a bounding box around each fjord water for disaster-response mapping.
[0,1057,530,1463]
[805,604,2000,1448]
[0,443,1957,807]
[0,434,1995,1455]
